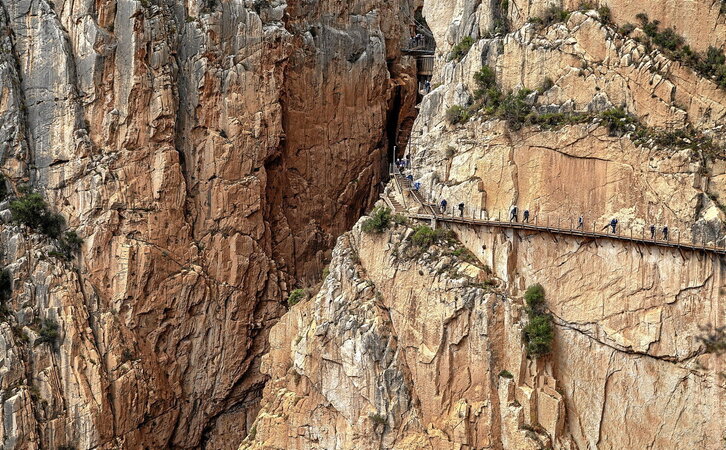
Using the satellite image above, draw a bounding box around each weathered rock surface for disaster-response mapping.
[244,0,725,448]
[0,0,417,447]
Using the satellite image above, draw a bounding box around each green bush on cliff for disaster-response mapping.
[10,193,65,239]
[287,289,306,307]
[445,105,471,125]
[35,319,60,346]
[362,207,392,233]
[448,36,475,61]
[522,284,554,358]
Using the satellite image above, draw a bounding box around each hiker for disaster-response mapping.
[413,181,421,191]
[523,209,530,223]
[577,216,584,229]
[650,224,656,239]
[663,225,669,241]
[424,80,431,93]
[405,154,411,168]
[610,218,618,234]
[406,174,413,182]
[440,199,448,213]
[510,206,518,222]
[458,202,465,217]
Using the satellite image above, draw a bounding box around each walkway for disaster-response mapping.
[384,169,726,256]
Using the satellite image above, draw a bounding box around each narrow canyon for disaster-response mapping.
[0,0,722,448]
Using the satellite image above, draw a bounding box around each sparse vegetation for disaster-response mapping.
[287,289,305,307]
[597,6,612,24]
[629,13,726,90]
[10,193,65,239]
[538,77,554,94]
[499,369,514,379]
[698,325,726,354]
[448,36,475,61]
[619,23,636,36]
[0,174,7,202]
[35,319,60,347]
[445,105,471,125]
[409,225,454,249]
[392,214,408,226]
[538,6,570,27]
[522,284,554,358]
[369,413,387,425]
[362,206,393,233]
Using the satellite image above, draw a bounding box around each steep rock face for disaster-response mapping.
[244,212,723,448]
[245,0,726,448]
[413,11,726,245]
[0,0,417,447]
[242,220,566,449]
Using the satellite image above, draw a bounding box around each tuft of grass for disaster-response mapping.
[499,369,514,379]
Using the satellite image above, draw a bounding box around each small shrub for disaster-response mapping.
[538,77,554,93]
[409,225,454,249]
[619,23,636,36]
[10,193,65,238]
[600,107,637,135]
[36,319,60,346]
[499,369,514,379]
[597,6,612,24]
[0,269,11,303]
[523,314,554,357]
[287,289,305,307]
[652,27,683,51]
[369,413,387,425]
[121,348,135,363]
[362,206,392,233]
[0,174,7,201]
[577,1,593,10]
[496,89,533,130]
[410,225,436,248]
[445,105,471,124]
[449,36,475,61]
[322,266,330,279]
[445,146,456,158]
[524,283,545,312]
[541,6,570,27]
[528,16,543,25]
[57,231,83,260]
[521,284,554,358]
[392,214,408,226]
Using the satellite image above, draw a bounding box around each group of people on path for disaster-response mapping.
[435,200,672,240]
[408,33,425,48]
[396,155,411,173]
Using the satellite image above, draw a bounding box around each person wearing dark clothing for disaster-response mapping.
[405,154,411,167]
[406,175,413,182]
[610,218,618,234]
[650,225,656,239]
[458,203,465,217]
[510,206,518,222]
[413,181,421,191]
[440,199,448,213]
[663,226,669,241]
[424,80,431,93]
[523,210,530,223]
[577,216,584,229]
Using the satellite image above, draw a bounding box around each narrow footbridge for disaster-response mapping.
[384,171,726,257]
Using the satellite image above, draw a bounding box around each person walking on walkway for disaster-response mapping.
[604,218,618,233]
[458,202,465,217]
[413,181,421,191]
[523,209,530,223]
[577,216,584,229]
[650,224,656,239]
[440,199,448,214]
[663,225,669,241]
[424,80,431,93]
[510,206,518,222]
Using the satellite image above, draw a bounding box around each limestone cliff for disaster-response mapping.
[0,0,417,447]
[244,0,726,448]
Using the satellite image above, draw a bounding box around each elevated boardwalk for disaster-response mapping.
[385,170,726,257]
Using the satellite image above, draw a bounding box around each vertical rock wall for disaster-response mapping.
[0,0,418,447]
